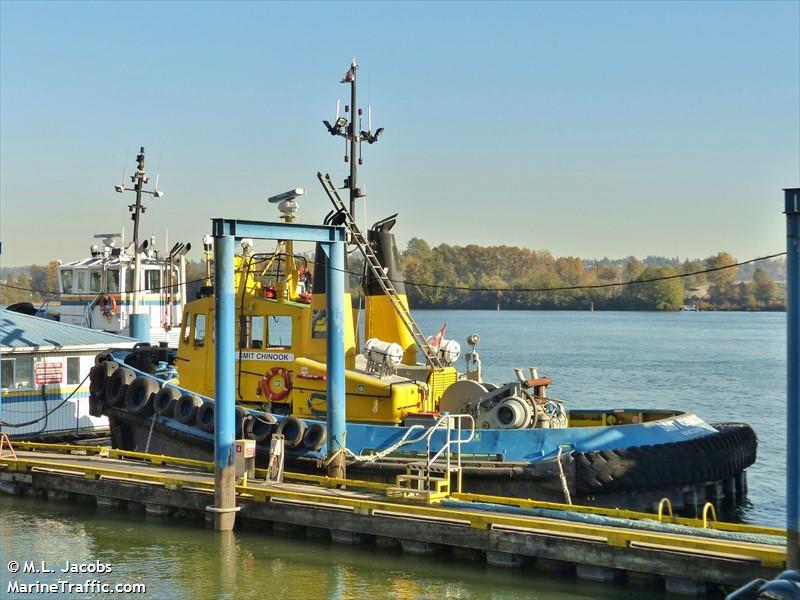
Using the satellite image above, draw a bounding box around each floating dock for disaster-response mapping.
[0,442,786,598]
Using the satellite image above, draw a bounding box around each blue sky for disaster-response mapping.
[1,1,798,267]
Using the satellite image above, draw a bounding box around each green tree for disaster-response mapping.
[705,252,737,308]
[752,268,778,307]
[735,282,758,310]
[633,266,684,311]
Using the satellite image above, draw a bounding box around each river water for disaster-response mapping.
[0,311,787,599]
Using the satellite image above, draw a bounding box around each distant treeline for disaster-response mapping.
[0,244,786,312]
[394,239,786,312]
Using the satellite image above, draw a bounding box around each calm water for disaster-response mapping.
[1,311,787,599]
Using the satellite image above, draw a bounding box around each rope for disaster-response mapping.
[144,411,157,455]
[556,446,573,505]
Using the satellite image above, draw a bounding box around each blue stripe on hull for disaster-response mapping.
[107,355,718,464]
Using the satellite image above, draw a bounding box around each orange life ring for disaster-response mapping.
[99,294,117,319]
[260,367,290,402]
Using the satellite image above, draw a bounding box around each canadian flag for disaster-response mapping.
[429,322,447,351]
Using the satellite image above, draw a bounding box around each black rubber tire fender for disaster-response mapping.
[94,352,114,367]
[235,406,252,439]
[106,366,136,408]
[88,394,105,417]
[154,386,181,417]
[276,416,307,449]
[91,360,119,401]
[574,422,758,495]
[245,414,277,443]
[302,423,327,451]
[175,393,203,425]
[125,377,159,416]
[196,402,215,433]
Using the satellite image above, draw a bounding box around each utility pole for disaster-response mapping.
[114,146,164,341]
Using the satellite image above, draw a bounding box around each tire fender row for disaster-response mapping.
[89,361,327,452]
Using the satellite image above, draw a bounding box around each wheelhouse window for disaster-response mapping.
[237,315,265,349]
[108,270,120,292]
[182,312,191,343]
[145,269,161,292]
[60,269,73,293]
[267,316,292,348]
[194,314,206,346]
[125,269,134,293]
[90,270,102,293]
[76,270,88,292]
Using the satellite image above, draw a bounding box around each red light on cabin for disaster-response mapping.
[358,158,363,165]
[345,105,350,112]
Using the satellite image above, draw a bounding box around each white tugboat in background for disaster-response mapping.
[55,147,191,345]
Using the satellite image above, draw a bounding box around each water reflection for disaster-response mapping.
[1,495,661,599]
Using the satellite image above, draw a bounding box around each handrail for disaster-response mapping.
[424,413,475,494]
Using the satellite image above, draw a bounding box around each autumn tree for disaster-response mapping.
[752,268,778,307]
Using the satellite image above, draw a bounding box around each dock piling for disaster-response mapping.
[212,233,237,531]
[324,239,347,480]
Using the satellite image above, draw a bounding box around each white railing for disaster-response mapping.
[423,413,475,493]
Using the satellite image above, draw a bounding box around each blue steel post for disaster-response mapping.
[212,234,237,531]
[325,240,347,479]
[785,187,800,568]
[128,314,150,343]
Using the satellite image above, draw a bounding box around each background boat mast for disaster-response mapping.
[114,146,164,338]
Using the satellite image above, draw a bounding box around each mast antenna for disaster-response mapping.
[321,58,383,220]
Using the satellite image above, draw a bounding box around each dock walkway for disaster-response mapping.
[0,443,786,597]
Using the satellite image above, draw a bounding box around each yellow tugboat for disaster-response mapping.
[90,60,757,513]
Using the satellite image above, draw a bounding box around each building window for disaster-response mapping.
[0,356,34,390]
[60,269,73,293]
[1,359,13,389]
[67,357,80,384]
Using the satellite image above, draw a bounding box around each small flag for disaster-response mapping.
[340,65,356,83]
[430,322,447,351]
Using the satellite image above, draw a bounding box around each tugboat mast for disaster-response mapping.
[347,59,358,218]
[323,58,383,221]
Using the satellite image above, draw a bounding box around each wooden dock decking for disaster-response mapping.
[0,443,786,598]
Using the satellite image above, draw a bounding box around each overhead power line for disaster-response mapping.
[0,252,787,298]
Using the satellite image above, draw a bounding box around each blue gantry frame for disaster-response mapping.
[210,218,347,477]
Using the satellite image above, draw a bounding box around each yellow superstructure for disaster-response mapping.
[176,248,454,425]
